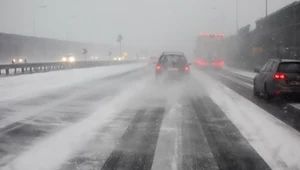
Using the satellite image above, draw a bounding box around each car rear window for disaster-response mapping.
[278,62,300,73]
[160,55,187,65]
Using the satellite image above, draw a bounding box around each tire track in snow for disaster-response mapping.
[100,107,165,170]
[191,96,271,170]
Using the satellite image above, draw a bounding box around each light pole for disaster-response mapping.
[33,5,46,37]
[117,34,123,57]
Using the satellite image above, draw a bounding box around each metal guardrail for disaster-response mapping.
[0,60,140,76]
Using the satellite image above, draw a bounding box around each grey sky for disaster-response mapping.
[0,0,296,53]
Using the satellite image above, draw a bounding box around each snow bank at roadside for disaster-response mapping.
[0,63,146,102]
[1,76,151,170]
[192,70,300,170]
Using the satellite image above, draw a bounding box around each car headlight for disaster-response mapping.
[113,57,117,60]
[19,59,23,62]
[13,59,16,62]
[69,57,75,62]
[62,57,67,62]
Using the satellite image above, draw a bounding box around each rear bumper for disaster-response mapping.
[156,71,189,78]
[274,84,300,95]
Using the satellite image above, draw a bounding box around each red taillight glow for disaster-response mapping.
[156,65,161,71]
[185,66,189,71]
[274,73,286,79]
[274,90,281,94]
[196,60,208,66]
[213,61,224,67]
[215,61,224,66]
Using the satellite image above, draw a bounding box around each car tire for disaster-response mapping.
[264,83,273,101]
[253,81,259,97]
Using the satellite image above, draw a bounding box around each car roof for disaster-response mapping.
[162,52,184,55]
[269,59,300,63]
[280,59,300,63]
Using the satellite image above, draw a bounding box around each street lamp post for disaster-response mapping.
[117,34,123,58]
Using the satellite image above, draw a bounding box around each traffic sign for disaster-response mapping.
[82,49,87,55]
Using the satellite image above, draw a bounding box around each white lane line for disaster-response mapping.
[289,103,300,110]
[151,102,182,170]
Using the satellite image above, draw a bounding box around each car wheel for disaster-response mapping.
[253,81,259,97]
[264,83,273,101]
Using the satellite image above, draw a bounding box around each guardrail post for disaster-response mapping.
[14,68,17,74]
[6,68,9,75]
[21,68,24,74]
[30,67,33,73]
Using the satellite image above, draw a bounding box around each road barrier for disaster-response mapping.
[0,60,141,76]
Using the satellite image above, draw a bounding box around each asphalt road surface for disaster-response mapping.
[0,65,296,170]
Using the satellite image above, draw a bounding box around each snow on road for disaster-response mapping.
[192,69,300,170]
[2,76,151,170]
[223,65,256,79]
[0,63,146,102]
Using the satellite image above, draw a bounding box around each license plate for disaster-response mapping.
[290,81,300,85]
[167,68,178,71]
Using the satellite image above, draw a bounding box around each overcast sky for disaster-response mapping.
[0,0,296,53]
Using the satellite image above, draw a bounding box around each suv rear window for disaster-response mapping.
[159,55,187,65]
[278,62,300,73]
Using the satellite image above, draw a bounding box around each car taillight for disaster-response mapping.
[185,66,189,71]
[273,73,286,79]
[156,65,161,71]
[214,61,224,66]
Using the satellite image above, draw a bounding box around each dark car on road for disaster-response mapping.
[253,59,300,100]
[155,52,190,80]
